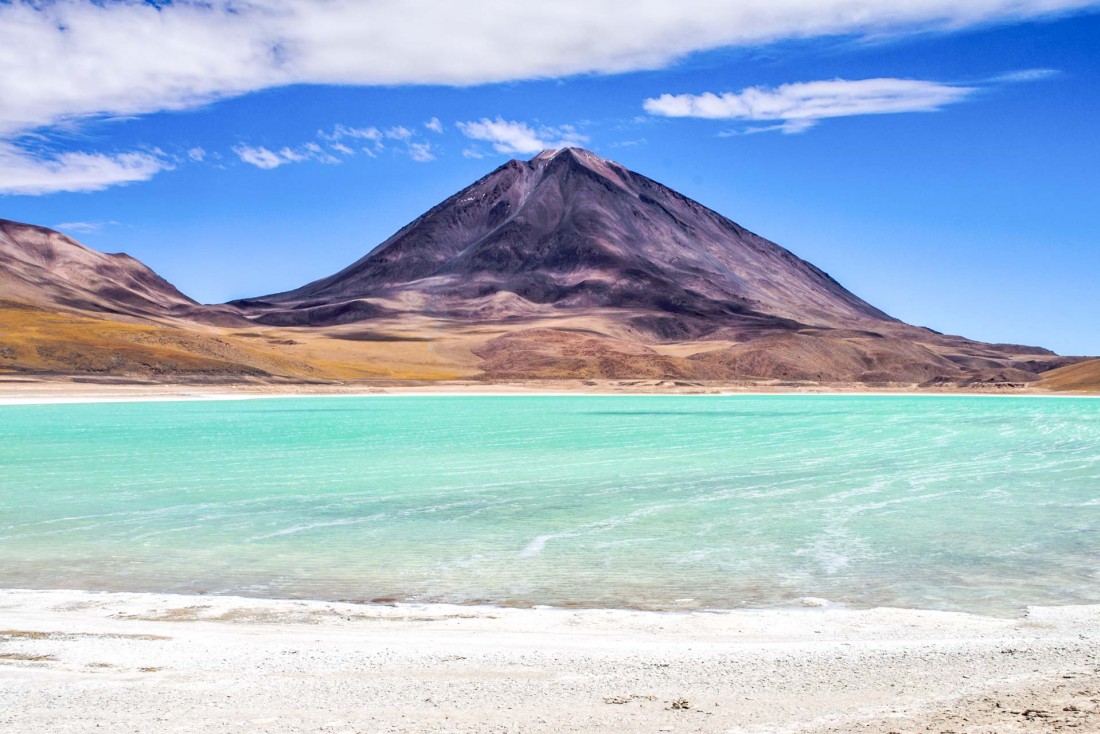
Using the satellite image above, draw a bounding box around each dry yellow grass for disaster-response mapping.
[0,300,1085,389]
[1038,358,1100,392]
[0,302,480,382]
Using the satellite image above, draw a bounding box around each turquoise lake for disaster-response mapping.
[1,395,1098,615]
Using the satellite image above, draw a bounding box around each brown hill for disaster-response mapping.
[0,219,241,325]
[0,221,457,381]
[1039,359,1100,392]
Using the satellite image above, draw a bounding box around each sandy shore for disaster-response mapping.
[1,590,1097,733]
[0,375,1083,405]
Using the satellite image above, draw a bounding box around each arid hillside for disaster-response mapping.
[1038,359,1100,392]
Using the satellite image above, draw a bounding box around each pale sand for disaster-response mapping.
[1,590,1097,733]
[0,376,1082,405]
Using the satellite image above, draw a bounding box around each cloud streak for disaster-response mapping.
[233,142,341,169]
[52,220,120,234]
[235,122,438,170]
[457,118,587,155]
[645,77,984,132]
[0,142,169,195]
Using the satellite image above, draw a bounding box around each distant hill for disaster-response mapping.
[0,219,240,325]
[0,220,322,381]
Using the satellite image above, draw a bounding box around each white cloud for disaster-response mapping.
[302,141,341,164]
[233,144,287,169]
[233,141,344,169]
[187,146,206,162]
[320,125,384,143]
[277,147,309,163]
[319,125,386,157]
[456,118,588,155]
[385,126,413,140]
[1,0,1094,139]
[0,142,168,195]
[644,78,979,132]
[990,68,1061,83]
[237,124,435,169]
[462,148,486,159]
[717,120,820,136]
[407,142,435,162]
[424,117,444,134]
[52,220,120,234]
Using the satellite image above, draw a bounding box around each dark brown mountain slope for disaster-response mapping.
[235,148,891,334]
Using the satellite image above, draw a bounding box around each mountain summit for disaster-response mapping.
[235,147,890,335]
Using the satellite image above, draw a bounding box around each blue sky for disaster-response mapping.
[1,1,1098,355]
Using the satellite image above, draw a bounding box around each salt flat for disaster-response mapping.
[1,590,1098,733]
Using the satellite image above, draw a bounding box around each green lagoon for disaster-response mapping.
[1,395,1097,614]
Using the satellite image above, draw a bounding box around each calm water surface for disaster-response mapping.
[2,395,1098,615]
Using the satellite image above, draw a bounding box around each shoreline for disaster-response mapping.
[0,379,1093,406]
[2,588,1097,732]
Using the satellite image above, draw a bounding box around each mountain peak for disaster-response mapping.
[525,147,631,188]
[529,146,598,162]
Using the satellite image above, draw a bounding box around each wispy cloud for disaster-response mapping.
[645,77,984,133]
[384,126,413,141]
[456,118,587,155]
[233,145,288,170]
[989,68,1061,83]
[646,70,1059,134]
[0,142,169,195]
[52,220,121,234]
[232,142,341,170]
[186,147,206,162]
[320,125,385,143]
[407,142,436,163]
[424,117,444,134]
[236,122,438,170]
[320,123,437,162]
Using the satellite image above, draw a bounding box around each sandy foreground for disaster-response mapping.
[0,590,1097,733]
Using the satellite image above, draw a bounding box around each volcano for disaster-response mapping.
[235,147,891,335]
